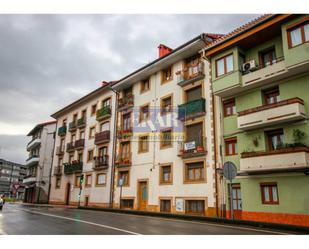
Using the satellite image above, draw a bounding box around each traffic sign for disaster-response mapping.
[223,161,237,180]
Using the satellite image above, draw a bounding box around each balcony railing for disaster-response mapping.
[240,146,309,173]
[56,146,65,155]
[63,161,83,174]
[118,94,134,110]
[117,128,133,140]
[66,142,75,152]
[94,130,110,145]
[77,117,86,128]
[237,97,306,130]
[177,61,205,87]
[58,125,67,136]
[115,153,132,167]
[96,106,112,121]
[178,98,206,120]
[93,155,109,170]
[53,166,62,176]
[177,140,207,159]
[74,139,85,149]
[69,121,77,131]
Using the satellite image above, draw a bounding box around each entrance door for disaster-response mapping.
[138,181,148,210]
[231,184,242,219]
[65,183,71,205]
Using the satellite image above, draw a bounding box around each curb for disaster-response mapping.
[78,206,309,234]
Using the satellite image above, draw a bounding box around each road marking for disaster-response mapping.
[19,208,141,235]
[81,209,292,235]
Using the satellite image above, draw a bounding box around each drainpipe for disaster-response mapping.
[47,123,57,204]
[109,88,119,208]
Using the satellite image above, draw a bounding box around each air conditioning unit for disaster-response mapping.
[242,60,256,73]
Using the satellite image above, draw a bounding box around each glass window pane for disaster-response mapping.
[238,200,242,210]
[232,188,237,199]
[264,187,270,202]
[233,200,237,209]
[305,24,309,41]
[226,54,234,73]
[290,28,302,47]
[272,186,278,202]
[217,58,225,76]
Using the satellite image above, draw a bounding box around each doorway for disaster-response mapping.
[65,183,71,205]
[137,181,148,210]
[231,184,242,220]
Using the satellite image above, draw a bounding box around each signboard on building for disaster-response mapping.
[175,198,184,212]
[184,141,195,151]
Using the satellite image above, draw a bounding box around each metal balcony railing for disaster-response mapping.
[58,125,67,136]
[66,141,75,152]
[69,121,77,131]
[63,161,83,174]
[94,130,110,144]
[74,139,85,149]
[77,117,86,128]
[178,98,206,120]
[93,155,109,170]
[118,94,134,110]
[96,106,112,121]
[53,166,62,176]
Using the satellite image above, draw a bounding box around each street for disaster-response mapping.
[0,203,295,235]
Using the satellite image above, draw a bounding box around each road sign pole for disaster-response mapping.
[223,161,237,221]
[78,186,82,207]
[119,185,123,209]
[230,179,234,220]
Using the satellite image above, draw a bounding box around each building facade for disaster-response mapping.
[49,84,117,207]
[0,158,26,199]
[204,14,309,226]
[24,121,56,203]
[110,34,221,216]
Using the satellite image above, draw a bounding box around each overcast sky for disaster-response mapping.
[0,14,259,164]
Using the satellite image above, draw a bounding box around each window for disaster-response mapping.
[69,154,74,163]
[185,200,205,215]
[102,98,111,108]
[77,151,83,162]
[231,184,242,211]
[267,129,284,151]
[60,138,65,150]
[288,22,309,48]
[89,126,95,139]
[121,199,134,209]
[138,135,149,153]
[96,173,106,186]
[118,170,129,186]
[75,175,81,187]
[81,109,87,119]
[91,104,97,116]
[185,86,202,102]
[79,130,85,139]
[263,87,280,105]
[161,95,172,114]
[87,150,94,162]
[140,104,149,122]
[140,78,150,93]
[216,54,234,77]
[223,99,236,117]
[160,165,172,184]
[185,122,203,151]
[73,113,78,123]
[225,137,237,156]
[55,177,61,188]
[71,133,76,143]
[98,146,108,157]
[122,113,131,131]
[160,129,172,148]
[123,87,132,97]
[185,162,205,182]
[160,199,171,212]
[62,119,67,126]
[161,66,173,83]
[85,174,92,187]
[260,48,276,67]
[261,183,279,204]
[120,142,130,160]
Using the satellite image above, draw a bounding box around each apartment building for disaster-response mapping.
[110,34,222,216]
[0,158,26,199]
[49,83,116,207]
[24,121,56,203]
[204,14,309,226]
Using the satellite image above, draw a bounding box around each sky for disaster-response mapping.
[0,14,259,164]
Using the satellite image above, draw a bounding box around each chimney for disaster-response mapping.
[101,81,109,87]
[158,44,172,58]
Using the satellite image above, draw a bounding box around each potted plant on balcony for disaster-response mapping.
[196,146,204,152]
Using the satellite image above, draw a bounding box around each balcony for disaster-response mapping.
[53,166,62,176]
[115,153,132,167]
[26,155,39,166]
[240,146,309,173]
[77,117,86,128]
[178,98,206,121]
[66,142,75,152]
[68,121,77,132]
[242,57,287,88]
[23,175,37,185]
[74,139,85,150]
[93,155,109,170]
[118,94,134,111]
[96,106,111,121]
[177,141,207,159]
[63,161,83,174]
[237,98,306,130]
[27,137,41,151]
[94,130,110,145]
[117,128,132,140]
[56,146,65,155]
[177,61,205,87]
[58,126,67,136]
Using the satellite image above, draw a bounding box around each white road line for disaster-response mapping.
[19,208,141,235]
[83,209,292,235]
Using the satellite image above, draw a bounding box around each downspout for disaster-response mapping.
[109,88,119,208]
[47,124,57,204]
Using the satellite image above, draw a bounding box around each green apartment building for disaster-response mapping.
[204,14,309,226]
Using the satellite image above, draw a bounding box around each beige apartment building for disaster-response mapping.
[110,34,222,216]
[49,83,116,207]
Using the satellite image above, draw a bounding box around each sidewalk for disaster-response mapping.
[14,202,77,209]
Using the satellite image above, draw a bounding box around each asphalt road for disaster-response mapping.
[0,203,293,235]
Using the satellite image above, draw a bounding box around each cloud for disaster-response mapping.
[0,14,259,163]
